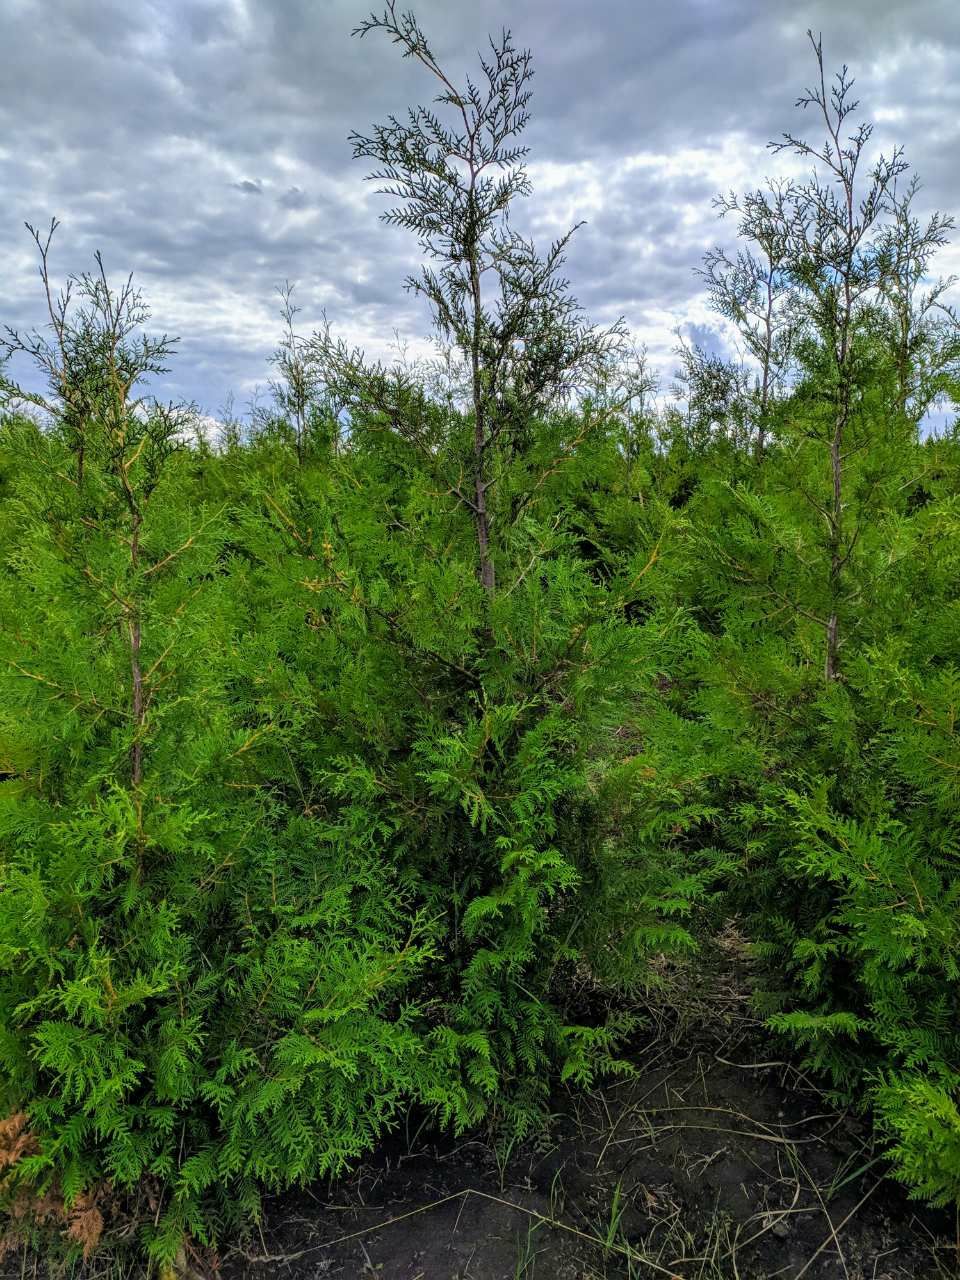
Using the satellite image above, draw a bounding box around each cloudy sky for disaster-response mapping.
[2,0,959,417]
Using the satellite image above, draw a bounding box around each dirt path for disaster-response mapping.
[220,947,956,1280]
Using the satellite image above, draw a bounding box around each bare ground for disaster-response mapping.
[216,934,957,1280]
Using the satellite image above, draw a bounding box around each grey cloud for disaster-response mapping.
[279,186,310,209]
[1,0,958,415]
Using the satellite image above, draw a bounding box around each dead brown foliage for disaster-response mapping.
[64,1190,105,1260]
[0,1111,105,1261]
[0,1112,38,1171]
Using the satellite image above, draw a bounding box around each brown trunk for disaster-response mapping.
[129,511,144,786]
[824,157,855,681]
[897,310,910,421]
[468,218,495,596]
[824,611,839,682]
[130,614,143,787]
[825,360,848,683]
[756,272,774,460]
[473,462,495,594]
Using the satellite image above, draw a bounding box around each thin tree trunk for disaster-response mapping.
[825,300,851,683]
[468,206,495,595]
[473,458,495,593]
[756,272,774,460]
[824,148,857,682]
[129,510,144,786]
[824,419,843,682]
[897,307,910,420]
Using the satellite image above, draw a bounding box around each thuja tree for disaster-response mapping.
[698,180,796,457]
[346,2,626,594]
[255,282,343,462]
[771,33,914,682]
[653,39,960,1206]
[233,4,716,1143]
[874,177,959,425]
[0,238,444,1271]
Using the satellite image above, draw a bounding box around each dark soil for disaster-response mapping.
[217,938,957,1280]
[215,1055,953,1280]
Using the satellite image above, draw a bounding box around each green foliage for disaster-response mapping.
[647,335,960,1209]
[0,416,450,1261]
[0,13,959,1271]
[0,366,707,1267]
